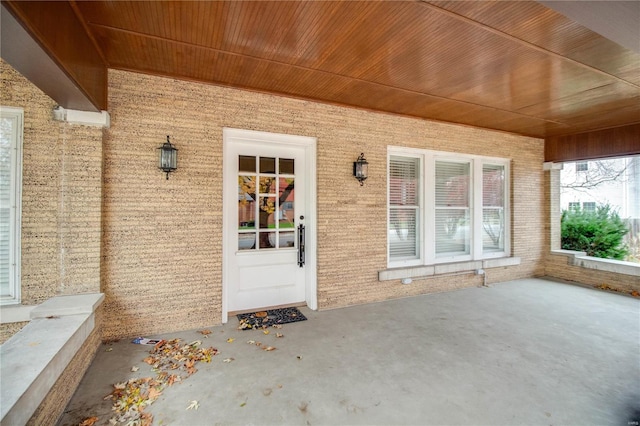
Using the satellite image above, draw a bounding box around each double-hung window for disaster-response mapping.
[0,107,23,305]
[388,147,510,267]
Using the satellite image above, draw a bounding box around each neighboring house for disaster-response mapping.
[561,156,640,219]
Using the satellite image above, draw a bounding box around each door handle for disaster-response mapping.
[297,223,305,267]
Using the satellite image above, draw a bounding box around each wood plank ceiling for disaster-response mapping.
[6,1,640,139]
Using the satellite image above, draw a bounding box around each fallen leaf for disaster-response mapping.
[263,346,276,351]
[79,416,99,426]
[198,329,212,336]
[246,340,256,345]
[263,330,270,335]
[272,324,283,329]
[223,358,234,363]
[227,338,235,343]
[276,333,284,338]
[148,387,162,400]
[131,366,139,372]
[240,402,247,407]
[105,347,113,352]
[262,388,272,396]
[46,315,60,319]
[28,342,40,347]
[297,355,303,360]
[186,400,199,410]
[631,290,639,297]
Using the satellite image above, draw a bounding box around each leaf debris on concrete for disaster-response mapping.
[105,338,217,425]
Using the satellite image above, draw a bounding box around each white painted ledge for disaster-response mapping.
[551,250,640,276]
[379,257,521,281]
[0,293,104,425]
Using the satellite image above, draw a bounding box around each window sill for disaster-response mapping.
[550,250,639,277]
[379,257,521,281]
[0,293,104,425]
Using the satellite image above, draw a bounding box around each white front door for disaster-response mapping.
[222,128,316,321]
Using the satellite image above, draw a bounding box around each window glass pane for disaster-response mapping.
[483,208,504,252]
[390,156,419,206]
[389,156,420,261]
[279,158,294,175]
[483,164,505,253]
[483,164,504,207]
[260,157,276,174]
[436,161,469,207]
[0,117,12,296]
[435,209,470,255]
[389,209,418,259]
[239,155,256,173]
[279,231,295,248]
[238,233,255,250]
[258,196,275,228]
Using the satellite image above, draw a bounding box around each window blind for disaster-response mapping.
[435,161,470,256]
[0,117,14,297]
[389,156,419,261]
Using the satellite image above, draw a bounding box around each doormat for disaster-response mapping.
[237,307,307,329]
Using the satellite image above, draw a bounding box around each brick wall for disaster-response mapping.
[0,59,103,305]
[1,58,103,425]
[102,69,546,339]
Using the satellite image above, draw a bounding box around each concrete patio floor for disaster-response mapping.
[58,278,640,426]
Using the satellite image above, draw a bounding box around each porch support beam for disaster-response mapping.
[0,1,107,111]
[545,123,640,162]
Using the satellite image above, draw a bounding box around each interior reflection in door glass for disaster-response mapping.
[239,156,256,173]
[279,158,294,174]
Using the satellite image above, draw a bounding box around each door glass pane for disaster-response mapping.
[279,158,294,175]
[259,177,276,194]
[239,156,256,173]
[259,196,275,228]
[260,157,276,174]
[278,177,295,229]
[238,233,255,250]
[239,156,296,251]
[259,231,276,249]
[238,176,256,229]
[279,231,295,248]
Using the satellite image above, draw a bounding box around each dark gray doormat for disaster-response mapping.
[237,307,307,329]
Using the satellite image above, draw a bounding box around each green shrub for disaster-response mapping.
[561,204,629,260]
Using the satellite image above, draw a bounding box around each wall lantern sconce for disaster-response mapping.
[158,135,178,179]
[353,153,368,186]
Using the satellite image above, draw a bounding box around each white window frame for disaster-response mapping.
[1,107,23,306]
[388,146,510,268]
